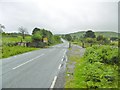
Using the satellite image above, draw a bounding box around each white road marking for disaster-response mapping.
[12,54,45,70]
[58,64,61,69]
[50,76,57,88]
[61,58,63,62]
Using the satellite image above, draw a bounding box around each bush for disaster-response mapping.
[71,45,118,88]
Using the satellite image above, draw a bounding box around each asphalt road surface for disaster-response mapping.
[0,40,69,88]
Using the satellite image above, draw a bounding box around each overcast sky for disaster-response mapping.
[0,0,119,34]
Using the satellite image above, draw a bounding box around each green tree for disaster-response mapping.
[84,30,96,38]
[96,35,110,45]
[65,34,72,41]
[96,35,104,41]
[32,31,43,41]
[53,35,61,43]
[110,37,118,41]
[32,27,56,45]
[85,38,95,43]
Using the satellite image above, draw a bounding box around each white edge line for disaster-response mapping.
[61,58,63,62]
[12,54,44,70]
[58,64,61,69]
[50,76,57,88]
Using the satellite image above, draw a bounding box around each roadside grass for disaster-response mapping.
[65,45,118,88]
[65,56,82,88]
[1,46,38,59]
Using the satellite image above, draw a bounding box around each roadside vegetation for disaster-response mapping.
[2,46,38,58]
[64,30,119,88]
[66,45,118,88]
[0,25,62,59]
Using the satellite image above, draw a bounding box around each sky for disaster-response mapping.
[0,0,119,34]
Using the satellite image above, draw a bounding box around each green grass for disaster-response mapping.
[1,35,37,59]
[110,41,118,46]
[2,35,32,45]
[65,56,81,88]
[1,46,38,58]
[65,45,118,88]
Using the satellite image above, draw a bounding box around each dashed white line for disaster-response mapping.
[61,58,63,62]
[58,64,61,69]
[12,54,44,70]
[50,76,57,88]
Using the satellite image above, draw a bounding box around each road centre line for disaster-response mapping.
[12,54,45,70]
[50,76,57,88]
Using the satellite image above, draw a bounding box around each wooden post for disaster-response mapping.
[69,42,71,48]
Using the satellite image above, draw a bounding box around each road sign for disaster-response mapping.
[43,38,48,43]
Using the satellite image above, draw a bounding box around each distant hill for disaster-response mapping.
[69,31,119,38]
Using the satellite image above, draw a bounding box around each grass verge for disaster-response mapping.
[1,46,39,59]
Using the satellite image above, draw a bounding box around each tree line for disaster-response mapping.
[1,24,61,48]
[62,30,119,47]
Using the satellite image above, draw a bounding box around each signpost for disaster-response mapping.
[43,38,48,43]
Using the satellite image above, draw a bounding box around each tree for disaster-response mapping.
[96,35,110,45]
[32,31,43,41]
[0,24,5,33]
[96,35,104,41]
[18,26,28,39]
[110,37,118,41]
[53,35,61,43]
[86,38,95,43]
[84,30,96,38]
[72,36,77,42]
[65,34,72,41]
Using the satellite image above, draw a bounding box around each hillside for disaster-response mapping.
[69,31,118,38]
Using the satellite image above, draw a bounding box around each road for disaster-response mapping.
[0,40,69,89]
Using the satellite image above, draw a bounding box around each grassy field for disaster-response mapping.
[2,35,32,45]
[65,45,118,88]
[1,35,37,59]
